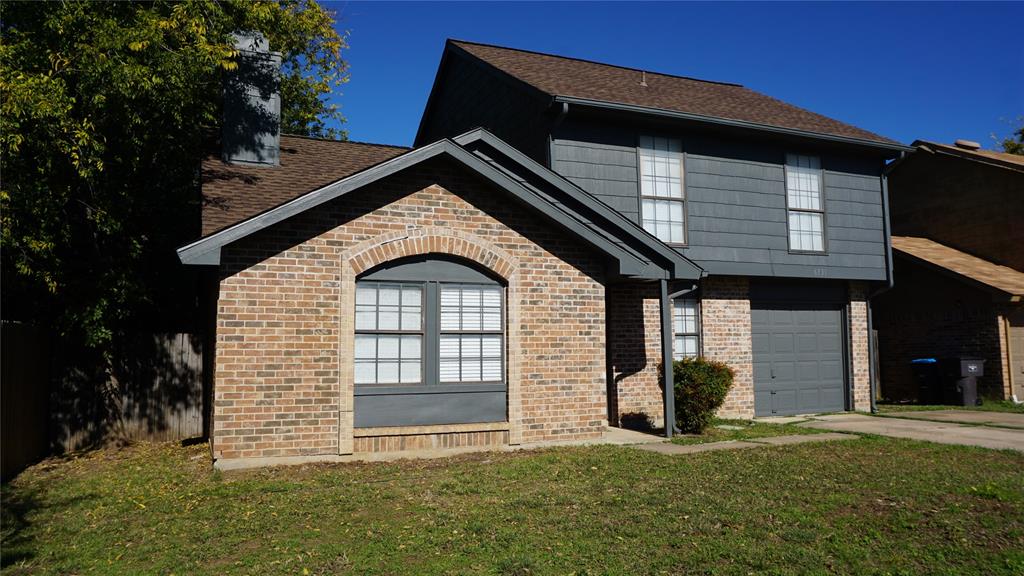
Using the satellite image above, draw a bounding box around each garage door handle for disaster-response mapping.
[770,367,775,379]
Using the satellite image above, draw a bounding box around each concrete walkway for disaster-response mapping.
[878,409,1024,429]
[633,432,857,455]
[801,413,1024,452]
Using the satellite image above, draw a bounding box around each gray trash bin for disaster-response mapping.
[951,358,985,406]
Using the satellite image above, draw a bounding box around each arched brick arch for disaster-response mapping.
[345,227,519,280]
[337,227,523,455]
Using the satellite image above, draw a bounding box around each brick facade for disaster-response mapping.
[703,277,756,418]
[212,158,607,462]
[875,257,1017,401]
[606,276,874,422]
[607,283,664,427]
[848,281,872,411]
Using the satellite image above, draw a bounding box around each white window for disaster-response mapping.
[354,283,423,384]
[673,298,700,360]
[439,284,504,383]
[785,154,825,252]
[639,135,686,244]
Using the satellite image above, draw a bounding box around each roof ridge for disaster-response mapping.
[448,38,744,88]
[281,133,411,150]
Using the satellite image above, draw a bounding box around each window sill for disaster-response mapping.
[354,383,507,396]
[788,250,828,256]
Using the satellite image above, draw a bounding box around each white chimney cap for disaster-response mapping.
[954,139,981,150]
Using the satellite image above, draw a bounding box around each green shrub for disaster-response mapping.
[672,357,735,434]
[619,411,655,431]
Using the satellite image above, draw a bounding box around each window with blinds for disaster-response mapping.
[785,153,826,252]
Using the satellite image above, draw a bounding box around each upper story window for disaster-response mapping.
[785,154,826,253]
[638,135,685,244]
[672,298,700,360]
[354,256,505,389]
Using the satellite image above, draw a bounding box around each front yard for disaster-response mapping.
[3,436,1023,575]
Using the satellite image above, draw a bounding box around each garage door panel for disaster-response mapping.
[818,333,841,353]
[798,389,821,411]
[796,333,820,353]
[771,309,794,326]
[752,302,846,416]
[752,332,770,354]
[773,390,797,414]
[796,361,821,382]
[820,360,843,380]
[772,333,795,353]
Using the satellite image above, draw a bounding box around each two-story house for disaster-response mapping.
[179,37,907,469]
[874,140,1024,402]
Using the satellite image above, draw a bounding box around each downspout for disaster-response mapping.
[867,161,900,413]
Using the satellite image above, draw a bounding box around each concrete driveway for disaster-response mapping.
[878,409,1024,429]
[801,413,1024,452]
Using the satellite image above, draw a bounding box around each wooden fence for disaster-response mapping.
[2,322,52,479]
[2,325,206,477]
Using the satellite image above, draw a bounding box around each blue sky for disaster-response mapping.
[326,1,1022,149]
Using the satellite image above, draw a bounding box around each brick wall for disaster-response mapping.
[213,157,607,462]
[849,281,872,411]
[875,257,1011,401]
[607,276,873,423]
[607,283,663,427]
[702,277,755,418]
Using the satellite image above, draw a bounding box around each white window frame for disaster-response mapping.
[784,153,827,253]
[638,135,686,245]
[439,283,505,384]
[354,282,425,386]
[672,298,701,360]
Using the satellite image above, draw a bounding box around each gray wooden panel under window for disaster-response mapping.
[355,389,506,427]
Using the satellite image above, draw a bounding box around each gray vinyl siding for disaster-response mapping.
[551,120,887,281]
[416,49,550,163]
[551,135,641,221]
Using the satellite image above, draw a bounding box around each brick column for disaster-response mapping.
[702,277,754,419]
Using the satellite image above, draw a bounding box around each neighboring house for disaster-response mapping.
[179,37,907,468]
[874,140,1024,402]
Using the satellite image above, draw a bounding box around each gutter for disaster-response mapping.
[553,95,914,155]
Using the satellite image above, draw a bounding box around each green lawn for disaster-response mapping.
[878,400,1024,414]
[670,418,824,445]
[3,438,1023,575]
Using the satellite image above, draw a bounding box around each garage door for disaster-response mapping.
[752,304,846,416]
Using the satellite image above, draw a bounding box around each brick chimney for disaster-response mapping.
[222,31,281,166]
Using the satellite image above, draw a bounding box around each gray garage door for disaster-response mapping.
[752,304,846,417]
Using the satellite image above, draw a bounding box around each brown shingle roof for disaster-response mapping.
[201,135,409,236]
[892,236,1024,298]
[451,40,900,146]
[913,140,1024,172]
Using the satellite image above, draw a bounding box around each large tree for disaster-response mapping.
[1,1,348,443]
[1,0,347,345]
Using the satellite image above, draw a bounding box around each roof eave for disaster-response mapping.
[554,96,912,154]
[180,137,691,279]
[892,248,1023,301]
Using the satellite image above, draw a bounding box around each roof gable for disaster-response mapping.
[447,39,903,149]
[181,131,701,280]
